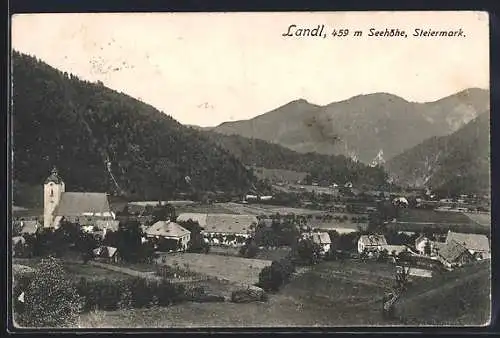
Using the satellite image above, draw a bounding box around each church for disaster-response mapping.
[43,167,126,228]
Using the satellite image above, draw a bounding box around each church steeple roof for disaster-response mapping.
[45,167,64,184]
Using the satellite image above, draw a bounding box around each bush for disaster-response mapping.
[240,241,259,258]
[258,258,295,292]
[16,257,84,328]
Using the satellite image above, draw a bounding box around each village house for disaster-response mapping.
[177,213,257,247]
[436,240,474,269]
[145,220,191,251]
[13,220,42,236]
[381,244,409,257]
[445,231,490,259]
[357,234,388,254]
[92,246,121,263]
[12,236,26,257]
[312,232,331,254]
[43,167,126,229]
[415,235,433,255]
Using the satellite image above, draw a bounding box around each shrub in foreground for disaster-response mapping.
[74,277,186,311]
[17,257,84,328]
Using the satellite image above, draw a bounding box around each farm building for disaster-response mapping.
[436,240,474,268]
[43,168,127,228]
[95,220,120,232]
[445,231,490,259]
[309,218,368,234]
[92,246,121,263]
[145,221,191,251]
[357,234,388,254]
[202,214,258,246]
[311,232,332,253]
[17,220,42,235]
[415,235,432,255]
[381,245,409,256]
[176,213,208,227]
[12,236,26,256]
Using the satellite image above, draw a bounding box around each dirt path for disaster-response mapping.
[89,261,204,284]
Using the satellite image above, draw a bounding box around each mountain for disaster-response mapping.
[12,51,255,200]
[203,131,389,188]
[385,111,490,195]
[210,90,489,164]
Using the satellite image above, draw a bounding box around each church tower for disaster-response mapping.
[43,167,65,228]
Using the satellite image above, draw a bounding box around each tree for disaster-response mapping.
[424,240,432,256]
[296,238,322,265]
[378,249,389,262]
[152,203,176,223]
[180,220,209,253]
[17,257,83,328]
[240,241,258,258]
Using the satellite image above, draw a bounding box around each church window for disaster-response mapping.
[50,189,54,197]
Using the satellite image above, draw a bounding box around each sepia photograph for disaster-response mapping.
[9,11,491,329]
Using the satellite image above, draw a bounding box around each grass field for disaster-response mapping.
[77,258,491,328]
[394,260,491,326]
[78,259,401,327]
[157,253,272,286]
[463,213,491,227]
[175,204,239,215]
[219,202,324,216]
[392,209,490,235]
[12,258,131,281]
[397,209,478,224]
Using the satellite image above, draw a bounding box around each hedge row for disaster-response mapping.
[14,274,188,314]
[74,277,187,311]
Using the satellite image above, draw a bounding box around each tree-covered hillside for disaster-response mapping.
[205,132,389,188]
[12,51,255,199]
[385,112,490,196]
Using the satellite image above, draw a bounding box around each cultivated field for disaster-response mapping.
[463,213,491,227]
[175,203,239,215]
[397,209,478,224]
[219,202,324,216]
[157,253,272,286]
[392,209,490,235]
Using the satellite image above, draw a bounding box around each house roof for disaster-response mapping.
[415,234,426,244]
[203,214,258,235]
[358,234,387,246]
[95,220,120,231]
[382,245,408,255]
[432,241,447,252]
[12,236,26,245]
[446,231,490,253]
[54,192,112,217]
[146,221,190,238]
[312,232,331,245]
[176,213,208,227]
[93,246,118,258]
[438,240,470,263]
[19,220,41,234]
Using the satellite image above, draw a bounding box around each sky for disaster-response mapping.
[12,11,489,127]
